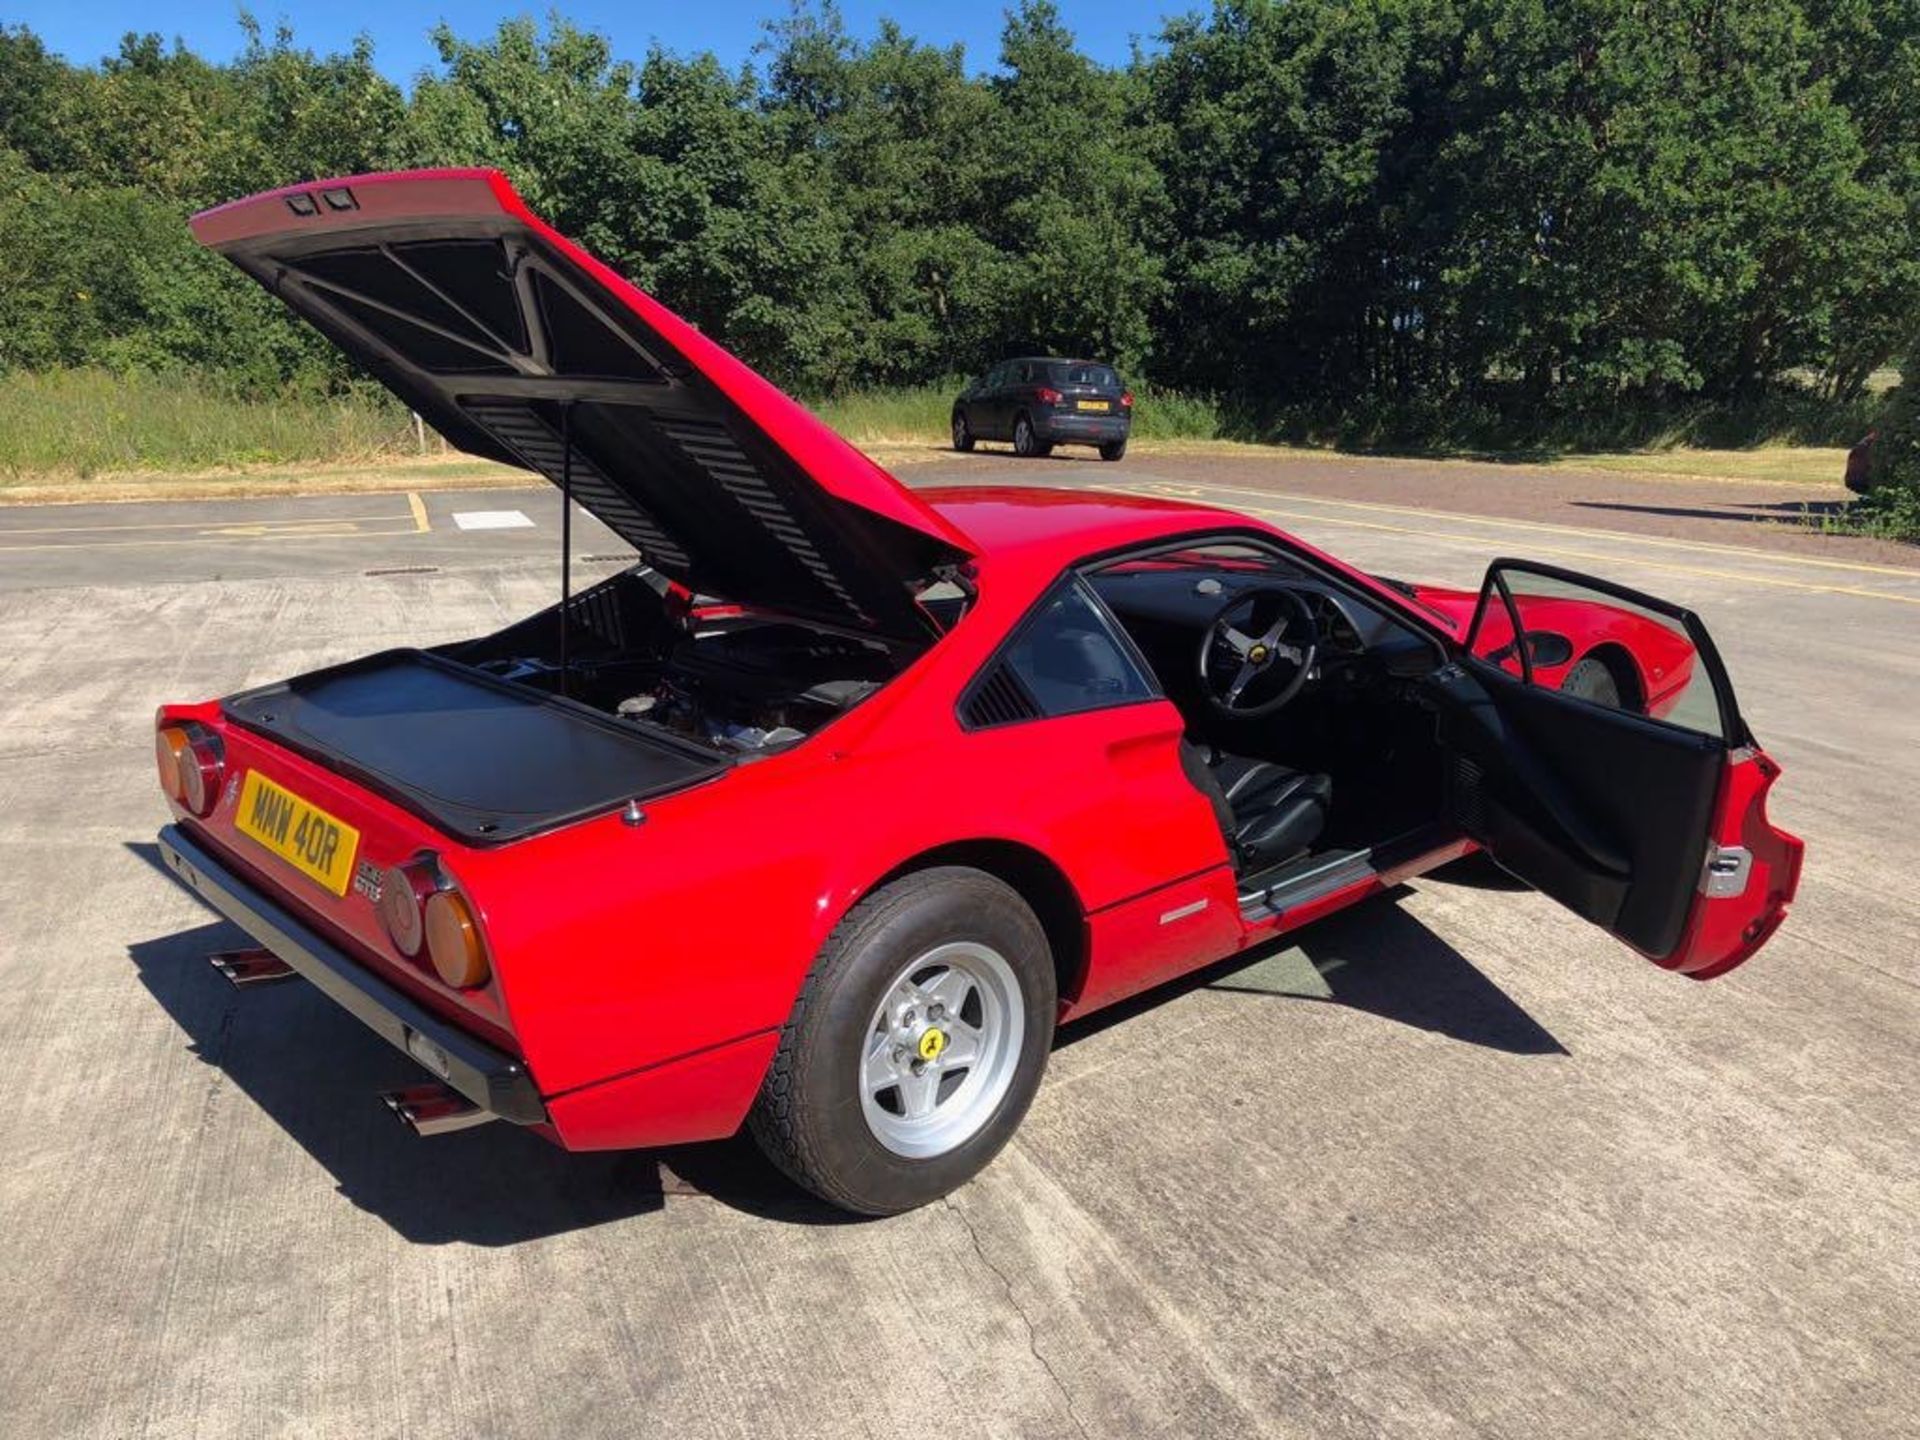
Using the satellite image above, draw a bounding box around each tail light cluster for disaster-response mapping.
[1121,390,1135,409]
[155,716,491,992]
[1036,386,1063,405]
[156,721,225,817]
[377,854,491,990]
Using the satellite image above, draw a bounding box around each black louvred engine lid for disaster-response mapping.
[192,170,976,638]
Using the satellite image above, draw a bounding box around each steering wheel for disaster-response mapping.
[1197,585,1320,717]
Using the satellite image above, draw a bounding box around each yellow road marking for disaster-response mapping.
[0,510,410,537]
[0,526,419,554]
[1231,501,1920,608]
[407,491,430,533]
[1133,479,1920,580]
[198,520,375,538]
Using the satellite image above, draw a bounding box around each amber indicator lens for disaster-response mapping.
[424,888,490,989]
[159,724,223,816]
[156,727,190,800]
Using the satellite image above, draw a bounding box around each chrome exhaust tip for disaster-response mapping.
[208,947,298,987]
[381,1083,498,1137]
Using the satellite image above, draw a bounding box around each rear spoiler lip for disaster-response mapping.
[189,169,977,561]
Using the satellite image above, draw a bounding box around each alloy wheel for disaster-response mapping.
[857,941,1024,1159]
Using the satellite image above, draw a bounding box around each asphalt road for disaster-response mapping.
[2,455,1916,1438]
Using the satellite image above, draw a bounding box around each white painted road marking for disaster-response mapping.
[451,509,535,531]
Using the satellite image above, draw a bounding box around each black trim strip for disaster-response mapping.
[157,824,546,1124]
[541,1025,782,1103]
[1085,862,1232,918]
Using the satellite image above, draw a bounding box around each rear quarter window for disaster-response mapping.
[1000,580,1155,718]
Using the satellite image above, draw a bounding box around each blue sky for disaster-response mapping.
[8,2,1182,80]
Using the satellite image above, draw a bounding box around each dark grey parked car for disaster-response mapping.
[952,357,1133,461]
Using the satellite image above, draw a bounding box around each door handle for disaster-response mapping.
[1700,845,1752,898]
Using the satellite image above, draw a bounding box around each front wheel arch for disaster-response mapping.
[1584,642,1646,712]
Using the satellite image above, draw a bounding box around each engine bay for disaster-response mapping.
[467,609,903,756]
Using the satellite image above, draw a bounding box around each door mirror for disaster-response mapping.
[1481,630,1574,669]
[1463,559,1746,742]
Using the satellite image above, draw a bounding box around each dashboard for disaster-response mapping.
[1088,567,1436,679]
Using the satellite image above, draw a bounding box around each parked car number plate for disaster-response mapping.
[1076,399,1111,412]
[234,771,360,896]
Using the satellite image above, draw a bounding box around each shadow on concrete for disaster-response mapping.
[944,443,1111,464]
[126,842,854,1239]
[1059,888,1565,1058]
[126,913,861,1238]
[1570,498,1850,526]
[127,847,1558,1243]
[127,918,671,1244]
[1424,850,1534,892]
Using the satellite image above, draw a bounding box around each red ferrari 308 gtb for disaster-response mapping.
[154,171,1803,1214]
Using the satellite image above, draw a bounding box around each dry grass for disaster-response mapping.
[0,369,421,482]
[0,367,1852,504]
[1553,445,1849,489]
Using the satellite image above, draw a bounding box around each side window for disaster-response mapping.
[963,579,1156,727]
[1465,560,1735,738]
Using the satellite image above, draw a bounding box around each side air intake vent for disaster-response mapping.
[961,665,1040,729]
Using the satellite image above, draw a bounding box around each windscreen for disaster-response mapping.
[1049,363,1120,389]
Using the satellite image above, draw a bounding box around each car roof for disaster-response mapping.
[919,485,1250,567]
[916,483,1459,655]
[999,356,1114,367]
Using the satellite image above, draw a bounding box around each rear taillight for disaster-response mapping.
[1036,387,1063,405]
[1121,390,1134,409]
[377,858,439,958]
[156,722,224,817]
[377,853,492,989]
[425,887,490,989]
[155,727,189,801]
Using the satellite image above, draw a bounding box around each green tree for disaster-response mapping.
[988,2,1164,372]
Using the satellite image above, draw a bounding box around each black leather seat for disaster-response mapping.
[1181,741,1332,872]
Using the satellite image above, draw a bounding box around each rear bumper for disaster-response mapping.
[157,824,547,1125]
[1036,412,1130,443]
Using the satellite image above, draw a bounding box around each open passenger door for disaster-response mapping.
[1428,560,1802,979]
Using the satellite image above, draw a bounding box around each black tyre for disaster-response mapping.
[951,411,975,453]
[748,867,1056,1216]
[1012,413,1041,458]
[1560,655,1624,708]
[1099,439,1127,462]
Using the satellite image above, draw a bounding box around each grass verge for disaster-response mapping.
[0,369,421,481]
[0,368,1876,511]
[1545,446,1848,489]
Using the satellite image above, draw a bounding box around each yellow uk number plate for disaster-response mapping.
[234,771,360,896]
[1076,399,1111,412]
